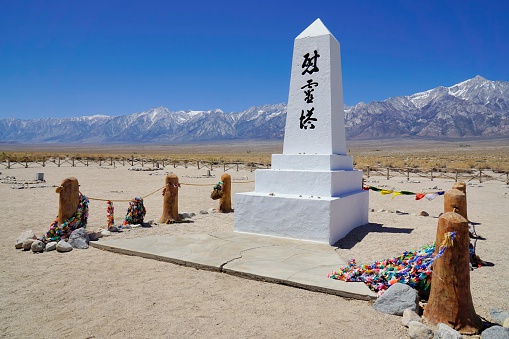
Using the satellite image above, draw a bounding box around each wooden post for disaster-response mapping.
[478,169,482,183]
[430,168,434,181]
[159,174,180,223]
[72,158,75,167]
[56,177,80,225]
[444,188,468,221]
[219,173,233,213]
[58,156,61,167]
[423,212,482,334]
[367,166,370,178]
[455,170,458,182]
[386,167,390,180]
[7,159,10,169]
[406,168,410,181]
[452,181,466,195]
[42,157,46,167]
[197,161,200,170]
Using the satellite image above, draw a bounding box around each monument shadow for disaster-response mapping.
[333,223,414,249]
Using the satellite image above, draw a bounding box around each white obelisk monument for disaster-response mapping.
[234,18,368,245]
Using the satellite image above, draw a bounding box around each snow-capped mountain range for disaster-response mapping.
[1,76,508,144]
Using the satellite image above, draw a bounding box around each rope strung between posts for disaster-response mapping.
[83,180,255,202]
[84,186,165,202]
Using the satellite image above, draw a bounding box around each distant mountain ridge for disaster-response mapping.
[344,75,509,139]
[1,76,508,143]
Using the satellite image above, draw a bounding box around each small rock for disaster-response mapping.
[207,208,215,214]
[31,240,45,253]
[402,308,422,327]
[22,239,37,251]
[408,321,433,339]
[87,230,102,241]
[68,228,89,249]
[179,212,195,219]
[370,208,375,212]
[108,226,119,232]
[481,326,509,339]
[491,309,509,326]
[377,209,386,213]
[16,230,37,249]
[199,210,208,214]
[45,241,57,251]
[504,318,509,328]
[147,219,155,225]
[373,283,419,315]
[56,240,73,253]
[434,323,462,339]
[123,224,132,229]
[420,211,430,217]
[130,224,141,228]
[101,230,111,237]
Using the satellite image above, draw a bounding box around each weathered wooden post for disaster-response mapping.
[452,181,466,195]
[219,173,233,213]
[56,177,80,225]
[159,174,180,223]
[444,187,468,221]
[423,211,483,334]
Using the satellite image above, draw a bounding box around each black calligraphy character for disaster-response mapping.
[300,107,317,130]
[301,79,318,103]
[301,50,320,75]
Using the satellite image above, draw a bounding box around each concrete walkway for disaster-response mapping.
[90,232,376,300]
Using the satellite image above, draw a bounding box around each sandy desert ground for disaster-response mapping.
[1,163,508,338]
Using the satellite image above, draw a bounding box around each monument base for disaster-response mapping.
[234,190,369,245]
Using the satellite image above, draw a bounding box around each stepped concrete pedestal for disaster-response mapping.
[234,19,368,245]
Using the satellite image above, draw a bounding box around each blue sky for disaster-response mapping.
[1,0,508,119]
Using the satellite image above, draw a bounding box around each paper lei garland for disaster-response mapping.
[106,200,114,227]
[123,197,146,225]
[329,232,456,293]
[41,193,89,243]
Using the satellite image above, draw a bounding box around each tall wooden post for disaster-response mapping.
[219,173,233,213]
[159,174,180,223]
[444,188,467,221]
[452,181,466,194]
[423,211,482,334]
[56,177,80,225]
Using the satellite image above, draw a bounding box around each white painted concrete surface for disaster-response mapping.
[234,18,368,245]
